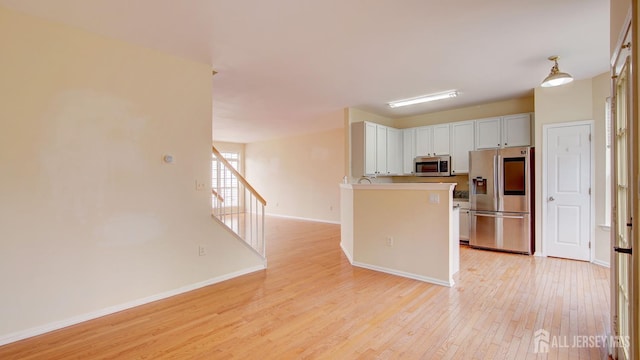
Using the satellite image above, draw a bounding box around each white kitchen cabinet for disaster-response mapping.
[475,113,531,149]
[502,113,532,147]
[450,120,475,174]
[386,128,402,175]
[375,125,388,175]
[364,122,377,175]
[402,128,416,174]
[415,124,450,157]
[453,200,470,241]
[432,124,450,155]
[415,126,432,157]
[475,117,502,149]
[351,121,401,177]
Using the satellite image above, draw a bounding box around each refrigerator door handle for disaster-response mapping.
[474,212,498,218]
[497,154,503,210]
[473,212,525,220]
[493,154,498,209]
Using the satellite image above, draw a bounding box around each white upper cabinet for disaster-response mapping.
[351,121,402,177]
[475,117,502,149]
[375,125,388,174]
[415,124,450,157]
[364,122,377,175]
[402,128,416,175]
[475,113,531,149]
[386,128,402,175]
[432,124,451,155]
[415,126,432,156]
[450,120,475,175]
[352,113,531,177]
[501,113,532,147]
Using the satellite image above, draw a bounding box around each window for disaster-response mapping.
[212,151,240,208]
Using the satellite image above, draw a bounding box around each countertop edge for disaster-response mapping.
[340,183,457,191]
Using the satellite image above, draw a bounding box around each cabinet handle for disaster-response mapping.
[504,143,508,146]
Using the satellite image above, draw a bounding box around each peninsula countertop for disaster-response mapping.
[340,182,456,190]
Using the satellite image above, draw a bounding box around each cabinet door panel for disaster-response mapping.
[475,117,501,149]
[451,121,475,174]
[460,209,470,240]
[402,128,416,174]
[415,127,432,156]
[386,128,402,175]
[375,125,387,174]
[364,122,377,175]
[502,113,531,147]
[432,124,450,155]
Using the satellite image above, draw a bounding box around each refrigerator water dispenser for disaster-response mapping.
[473,177,487,195]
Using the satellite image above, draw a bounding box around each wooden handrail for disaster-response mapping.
[212,146,267,206]
[211,189,224,202]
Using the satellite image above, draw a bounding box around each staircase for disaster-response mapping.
[211,146,266,259]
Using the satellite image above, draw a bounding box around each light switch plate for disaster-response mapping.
[429,193,440,204]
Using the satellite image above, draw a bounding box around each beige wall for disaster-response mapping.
[348,107,394,127]
[534,74,610,265]
[393,96,534,128]
[340,187,354,262]
[342,185,456,286]
[0,7,263,342]
[245,124,345,223]
[610,0,631,55]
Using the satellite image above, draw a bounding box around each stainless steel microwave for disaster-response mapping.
[414,155,451,177]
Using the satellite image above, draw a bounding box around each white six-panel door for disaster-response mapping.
[543,122,592,261]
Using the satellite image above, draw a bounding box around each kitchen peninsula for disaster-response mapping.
[340,182,459,287]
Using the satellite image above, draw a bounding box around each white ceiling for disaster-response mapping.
[0,0,610,143]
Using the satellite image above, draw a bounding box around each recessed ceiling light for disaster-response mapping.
[388,90,458,108]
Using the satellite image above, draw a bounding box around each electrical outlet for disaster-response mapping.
[198,245,206,256]
[195,180,207,191]
[386,236,394,247]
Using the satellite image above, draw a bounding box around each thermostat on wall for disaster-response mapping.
[163,154,174,164]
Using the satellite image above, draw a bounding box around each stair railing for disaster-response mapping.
[211,146,266,258]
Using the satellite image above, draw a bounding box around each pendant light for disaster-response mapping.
[541,56,573,87]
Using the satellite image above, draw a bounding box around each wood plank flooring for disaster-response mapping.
[0,217,610,359]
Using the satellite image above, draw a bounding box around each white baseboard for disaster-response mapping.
[265,212,340,225]
[0,265,265,347]
[340,242,353,264]
[352,261,454,287]
[592,258,610,268]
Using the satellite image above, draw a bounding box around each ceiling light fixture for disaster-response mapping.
[541,56,573,87]
[388,90,458,108]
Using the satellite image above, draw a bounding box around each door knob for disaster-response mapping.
[548,196,555,201]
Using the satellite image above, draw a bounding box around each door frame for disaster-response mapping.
[541,120,595,261]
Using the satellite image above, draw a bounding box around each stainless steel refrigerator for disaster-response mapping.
[469,147,534,254]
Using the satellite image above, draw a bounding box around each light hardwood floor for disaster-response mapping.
[0,217,610,359]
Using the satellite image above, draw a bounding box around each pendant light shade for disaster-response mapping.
[541,56,573,87]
